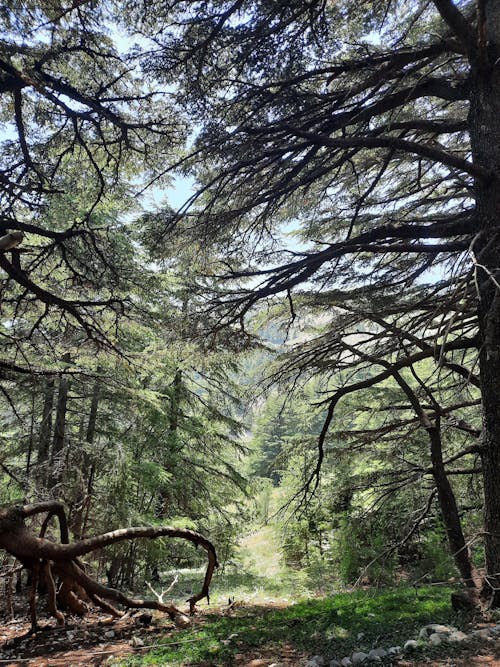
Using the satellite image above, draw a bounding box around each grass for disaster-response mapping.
[112,585,467,666]
[163,566,314,608]
[162,523,340,607]
[160,524,319,608]
[240,525,282,577]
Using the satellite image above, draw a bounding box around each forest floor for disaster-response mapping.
[1,526,500,666]
[2,588,500,667]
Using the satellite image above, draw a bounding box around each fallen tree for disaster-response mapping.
[0,501,218,630]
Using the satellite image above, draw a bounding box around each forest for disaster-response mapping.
[1,1,500,666]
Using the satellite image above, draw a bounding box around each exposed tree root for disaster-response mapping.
[87,592,123,617]
[0,501,218,630]
[43,560,65,625]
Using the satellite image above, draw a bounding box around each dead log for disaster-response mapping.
[0,501,218,630]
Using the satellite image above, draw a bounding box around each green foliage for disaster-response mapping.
[332,515,398,586]
[0,0,490,613]
[414,527,457,583]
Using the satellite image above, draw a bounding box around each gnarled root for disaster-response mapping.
[0,502,218,627]
[58,579,88,615]
[42,560,65,625]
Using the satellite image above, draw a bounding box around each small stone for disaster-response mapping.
[357,632,365,640]
[387,646,401,655]
[432,624,455,634]
[473,628,491,639]
[448,631,468,643]
[104,630,115,639]
[329,660,342,667]
[403,640,419,651]
[269,663,284,667]
[174,613,190,628]
[131,636,144,647]
[428,633,442,645]
[368,648,387,659]
[419,623,454,638]
[341,659,352,667]
[351,652,368,665]
[306,657,326,667]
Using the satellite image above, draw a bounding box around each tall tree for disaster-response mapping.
[135,0,500,602]
[0,1,180,363]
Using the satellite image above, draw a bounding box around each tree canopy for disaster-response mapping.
[133,0,500,602]
[1,0,500,620]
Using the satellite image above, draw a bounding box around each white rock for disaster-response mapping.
[428,633,442,645]
[433,624,454,633]
[131,636,144,647]
[357,632,365,640]
[351,652,368,665]
[403,640,419,651]
[368,648,387,659]
[269,663,284,667]
[104,630,115,639]
[448,631,468,643]
[341,659,352,667]
[387,646,401,655]
[419,623,454,638]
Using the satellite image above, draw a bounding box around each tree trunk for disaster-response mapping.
[38,378,54,465]
[157,368,183,519]
[469,6,500,605]
[168,368,183,444]
[25,388,36,485]
[71,376,100,540]
[428,423,479,590]
[49,354,71,489]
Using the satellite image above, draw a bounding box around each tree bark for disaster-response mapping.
[71,375,100,540]
[38,378,54,465]
[0,502,218,628]
[157,367,183,519]
[49,354,71,489]
[428,422,480,590]
[469,4,500,606]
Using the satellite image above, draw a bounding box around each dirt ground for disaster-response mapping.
[2,595,500,667]
[0,597,305,667]
[0,610,179,666]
